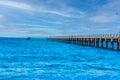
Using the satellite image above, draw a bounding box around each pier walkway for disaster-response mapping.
[48,33,120,51]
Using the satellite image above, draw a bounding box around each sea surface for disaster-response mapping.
[0,38,120,80]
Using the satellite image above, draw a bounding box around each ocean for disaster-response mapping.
[0,38,120,80]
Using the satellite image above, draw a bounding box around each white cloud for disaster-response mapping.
[0,1,35,11]
[0,14,7,26]
[0,27,28,33]
[0,1,85,18]
[13,23,46,27]
[0,0,88,37]
[89,0,120,23]
[101,0,120,13]
[89,15,118,23]
[0,14,6,21]
[44,10,71,17]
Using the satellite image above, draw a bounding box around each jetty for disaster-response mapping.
[48,33,120,51]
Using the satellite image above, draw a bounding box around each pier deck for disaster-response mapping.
[48,34,120,51]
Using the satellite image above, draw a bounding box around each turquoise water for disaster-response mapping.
[0,38,120,80]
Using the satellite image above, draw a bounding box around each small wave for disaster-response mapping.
[0,65,9,68]
[72,59,85,62]
[44,63,64,68]
[3,75,29,80]
[85,64,118,71]
[0,41,22,45]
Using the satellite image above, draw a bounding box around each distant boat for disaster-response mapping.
[26,37,31,40]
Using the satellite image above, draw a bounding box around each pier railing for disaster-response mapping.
[48,33,120,51]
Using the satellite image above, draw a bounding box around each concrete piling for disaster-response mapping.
[48,33,120,51]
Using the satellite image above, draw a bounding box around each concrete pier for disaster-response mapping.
[48,33,120,51]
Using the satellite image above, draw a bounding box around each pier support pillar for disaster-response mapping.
[80,38,82,45]
[86,39,89,46]
[100,38,104,48]
[83,38,85,46]
[105,38,108,49]
[101,41,103,48]
[118,38,120,51]
[111,38,114,50]
[75,38,78,44]
[93,40,95,46]
[88,38,90,46]
[90,39,93,46]
[95,39,99,47]
[111,41,114,50]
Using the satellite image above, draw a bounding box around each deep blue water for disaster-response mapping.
[0,38,120,80]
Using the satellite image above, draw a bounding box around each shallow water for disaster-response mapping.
[0,38,120,80]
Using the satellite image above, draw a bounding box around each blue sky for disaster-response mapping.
[0,0,120,37]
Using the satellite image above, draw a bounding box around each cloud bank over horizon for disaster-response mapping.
[0,0,120,37]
